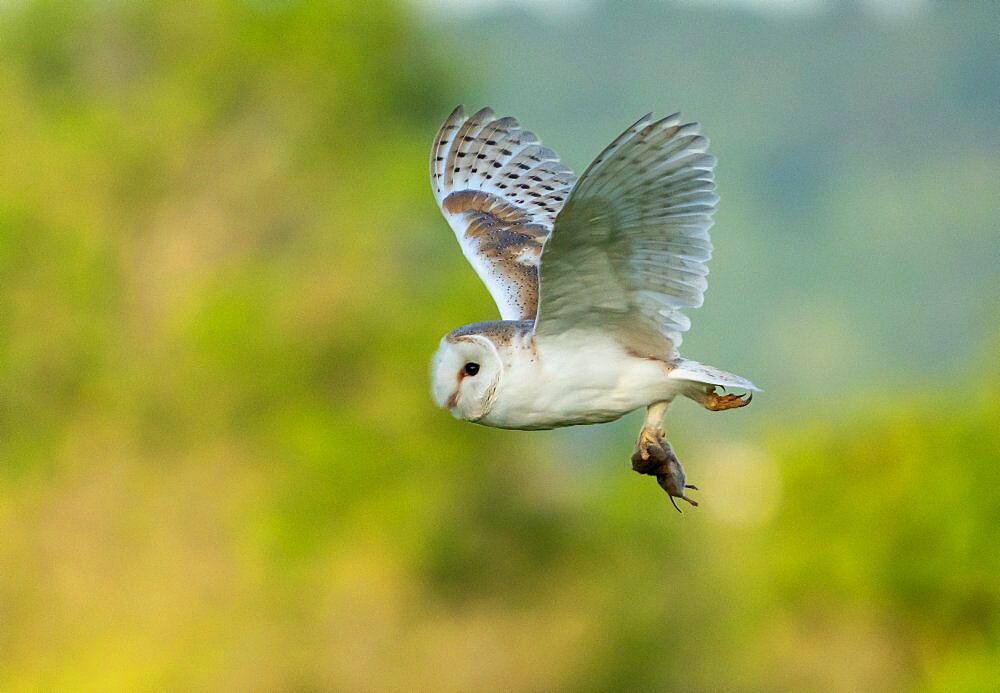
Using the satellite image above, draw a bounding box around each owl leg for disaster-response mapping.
[631,400,698,512]
[632,400,669,468]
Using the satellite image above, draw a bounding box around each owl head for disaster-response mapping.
[430,333,503,422]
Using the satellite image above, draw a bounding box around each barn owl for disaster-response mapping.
[429,106,758,511]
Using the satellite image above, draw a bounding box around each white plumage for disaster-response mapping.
[429,107,758,510]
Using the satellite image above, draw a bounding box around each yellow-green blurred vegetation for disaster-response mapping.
[1,0,998,689]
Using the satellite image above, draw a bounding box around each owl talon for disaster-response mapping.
[699,387,753,412]
[633,425,664,466]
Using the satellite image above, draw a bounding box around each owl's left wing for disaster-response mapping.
[430,107,577,320]
[534,113,717,357]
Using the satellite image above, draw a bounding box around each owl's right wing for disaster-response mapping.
[533,113,717,358]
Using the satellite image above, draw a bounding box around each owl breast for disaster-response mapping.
[478,332,683,430]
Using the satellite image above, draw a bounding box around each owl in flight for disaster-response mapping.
[429,106,758,511]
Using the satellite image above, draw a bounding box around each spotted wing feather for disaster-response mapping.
[430,106,577,320]
[534,113,717,357]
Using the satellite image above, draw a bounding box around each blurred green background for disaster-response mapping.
[1,0,998,689]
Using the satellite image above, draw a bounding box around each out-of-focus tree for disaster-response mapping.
[754,333,1000,690]
[0,0,500,688]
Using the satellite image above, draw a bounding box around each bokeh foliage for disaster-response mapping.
[1,0,997,690]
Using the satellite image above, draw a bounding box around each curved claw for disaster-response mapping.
[701,388,754,411]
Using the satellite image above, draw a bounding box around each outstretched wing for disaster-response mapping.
[534,113,717,357]
[430,106,577,320]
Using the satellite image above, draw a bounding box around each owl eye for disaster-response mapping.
[464,362,480,376]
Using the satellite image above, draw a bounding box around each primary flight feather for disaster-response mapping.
[430,106,758,511]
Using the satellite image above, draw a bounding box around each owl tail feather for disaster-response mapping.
[668,358,761,392]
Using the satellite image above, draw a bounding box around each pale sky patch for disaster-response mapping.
[411,0,929,22]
